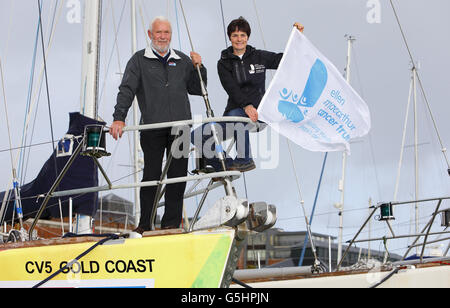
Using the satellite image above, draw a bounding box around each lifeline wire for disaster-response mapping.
[0,140,69,154]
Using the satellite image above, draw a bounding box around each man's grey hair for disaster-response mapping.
[149,16,171,32]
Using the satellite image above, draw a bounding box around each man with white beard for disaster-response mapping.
[110,16,207,233]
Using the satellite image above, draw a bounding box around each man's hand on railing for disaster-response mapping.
[109,121,126,140]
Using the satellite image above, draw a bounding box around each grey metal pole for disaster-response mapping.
[402,218,433,260]
[50,171,241,198]
[420,199,442,262]
[189,179,214,232]
[410,237,450,250]
[337,205,378,270]
[351,231,450,244]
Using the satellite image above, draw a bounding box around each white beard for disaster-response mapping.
[151,41,170,55]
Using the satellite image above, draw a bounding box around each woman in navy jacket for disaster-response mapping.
[194,17,304,172]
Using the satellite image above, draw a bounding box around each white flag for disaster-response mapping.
[258,29,371,153]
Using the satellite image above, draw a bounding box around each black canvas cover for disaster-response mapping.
[0,112,104,223]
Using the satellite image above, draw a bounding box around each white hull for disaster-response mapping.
[231,263,450,288]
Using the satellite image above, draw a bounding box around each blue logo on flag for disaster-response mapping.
[278,89,304,123]
[278,59,328,123]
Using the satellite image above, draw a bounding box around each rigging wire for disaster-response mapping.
[251,0,305,204]
[252,0,267,51]
[0,38,21,229]
[37,0,58,176]
[97,0,126,107]
[216,0,251,200]
[389,0,450,254]
[177,0,196,54]
[20,1,61,186]
[0,59,15,181]
[0,54,19,231]
[137,0,150,46]
[0,0,45,227]
[298,152,328,266]
[389,0,450,173]
[218,0,228,48]
[1,0,64,227]
[15,0,63,184]
[252,0,307,208]
[0,0,17,185]
[174,0,183,50]
[1,0,16,62]
[250,1,319,252]
[351,44,382,201]
[393,73,414,202]
[20,29,41,186]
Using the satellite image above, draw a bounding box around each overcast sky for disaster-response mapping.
[0,0,449,257]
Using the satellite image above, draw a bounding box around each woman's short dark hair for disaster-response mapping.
[227,17,251,38]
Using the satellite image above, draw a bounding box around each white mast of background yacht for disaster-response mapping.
[336,35,355,265]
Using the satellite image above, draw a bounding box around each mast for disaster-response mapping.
[80,0,102,119]
[131,0,141,228]
[77,0,103,234]
[337,35,355,265]
[412,66,419,255]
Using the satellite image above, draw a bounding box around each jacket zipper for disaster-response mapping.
[163,62,171,119]
[240,60,247,83]
[234,62,242,84]
[234,60,248,84]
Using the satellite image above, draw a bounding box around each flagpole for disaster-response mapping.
[337,35,355,266]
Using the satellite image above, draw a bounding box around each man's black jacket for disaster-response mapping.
[114,47,207,124]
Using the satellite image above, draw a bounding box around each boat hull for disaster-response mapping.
[0,228,236,288]
[231,263,450,288]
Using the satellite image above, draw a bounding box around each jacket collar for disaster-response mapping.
[221,45,256,60]
[144,46,181,60]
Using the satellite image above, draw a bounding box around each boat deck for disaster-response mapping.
[0,229,185,251]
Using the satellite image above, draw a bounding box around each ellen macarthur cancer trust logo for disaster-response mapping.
[278,59,328,123]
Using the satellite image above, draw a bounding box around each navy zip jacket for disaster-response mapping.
[217,45,283,115]
[113,47,207,124]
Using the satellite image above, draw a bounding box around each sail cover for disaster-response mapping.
[0,112,104,223]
